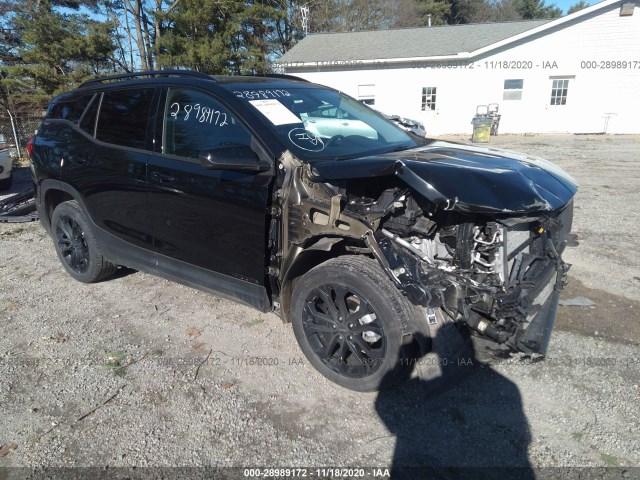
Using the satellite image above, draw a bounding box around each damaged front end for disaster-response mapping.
[271,142,577,357]
[363,197,574,355]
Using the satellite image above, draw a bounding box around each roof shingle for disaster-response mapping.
[279,20,551,62]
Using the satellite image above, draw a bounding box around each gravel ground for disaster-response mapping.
[0,134,639,478]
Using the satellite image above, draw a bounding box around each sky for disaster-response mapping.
[555,0,594,14]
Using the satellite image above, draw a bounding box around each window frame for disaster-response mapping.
[550,78,570,106]
[47,93,96,125]
[78,93,101,137]
[421,87,437,111]
[503,79,524,101]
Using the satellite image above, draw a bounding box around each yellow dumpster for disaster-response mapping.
[472,117,492,143]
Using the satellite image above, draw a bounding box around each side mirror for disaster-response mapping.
[199,145,268,172]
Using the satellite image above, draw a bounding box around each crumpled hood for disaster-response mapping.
[310,141,578,214]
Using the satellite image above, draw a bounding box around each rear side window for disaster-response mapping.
[162,88,251,160]
[79,94,100,136]
[48,94,94,124]
[96,88,155,150]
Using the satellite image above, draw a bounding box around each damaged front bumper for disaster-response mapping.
[365,217,572,357]
[513,253,569,354]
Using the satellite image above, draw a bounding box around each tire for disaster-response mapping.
[51,200,117,283]
[290,255,414,391]
[0,171,12,190]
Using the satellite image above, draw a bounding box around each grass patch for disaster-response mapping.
[243,317,264,327]
[600,453,620,467]
[571,431,584,442]
[2,227,25,236]
[104,350,130,377]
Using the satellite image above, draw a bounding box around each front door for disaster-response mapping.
[543,77,575,133]
[146,87,273,292]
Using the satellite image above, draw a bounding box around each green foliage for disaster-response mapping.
[514,0,562,19]
[415,0,452,25]
[1,0,118,109]
[600,453,620,467]
[567,0,590,14]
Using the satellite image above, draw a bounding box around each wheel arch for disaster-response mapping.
[39,180,86,231]
[278,235,372,324]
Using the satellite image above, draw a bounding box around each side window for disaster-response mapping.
[550,78,570,105]
[163,88,251,160]
[421,87,437,111]
[48,94,94,124]
[96,88,155,149]
[79,94,101,136]
[357,84,375,106]
[503,79,524,101]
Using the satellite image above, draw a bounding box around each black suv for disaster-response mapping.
[29,70,577,391]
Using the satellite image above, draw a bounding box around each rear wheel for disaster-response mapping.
[291,255,413,391]
[51,200,116,283]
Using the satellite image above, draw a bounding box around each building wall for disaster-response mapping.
[286,4,640,135]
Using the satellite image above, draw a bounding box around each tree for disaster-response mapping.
[299,0,400,32]
[567,0,589,14]
[514,0,561,19]
[0,0,118,109]
[154,0,245,74]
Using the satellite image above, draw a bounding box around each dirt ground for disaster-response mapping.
[0,134,639,477]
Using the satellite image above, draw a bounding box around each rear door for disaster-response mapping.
[146,86,274,302]
[62,87,158,251]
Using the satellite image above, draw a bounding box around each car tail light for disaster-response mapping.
[26,136,34,156]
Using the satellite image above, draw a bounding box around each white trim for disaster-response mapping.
[470,0,620,57]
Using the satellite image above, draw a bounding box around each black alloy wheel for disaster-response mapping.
[291,255,413,391]
[302,283,387,378]
[55,214,90,274]
[50,200,116,283]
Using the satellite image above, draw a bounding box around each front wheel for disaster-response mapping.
[51,200,116,283]
[291,256,413,391]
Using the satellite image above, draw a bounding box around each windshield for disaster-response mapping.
[235,86,421,161]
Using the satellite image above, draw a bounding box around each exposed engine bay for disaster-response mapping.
[271,148,576,356]
[356,187,573,354]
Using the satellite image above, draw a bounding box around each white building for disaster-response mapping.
[279,0,640,135]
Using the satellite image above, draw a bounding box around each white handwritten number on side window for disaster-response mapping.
[170,103,229,127]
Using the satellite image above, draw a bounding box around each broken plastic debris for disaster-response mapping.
[559,296,595,307]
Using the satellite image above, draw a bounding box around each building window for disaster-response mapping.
[421,87,436,111]
[358,84,375,106]
[503,79,523,101]
[550,78,569,105]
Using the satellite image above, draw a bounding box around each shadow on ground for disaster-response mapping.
[375,330,534,480]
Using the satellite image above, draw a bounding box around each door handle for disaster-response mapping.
[341,122,349,126]
[150,171,176,184]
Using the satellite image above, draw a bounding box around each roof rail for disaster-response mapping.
[79,69,212,88]
[247,73,310,83]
